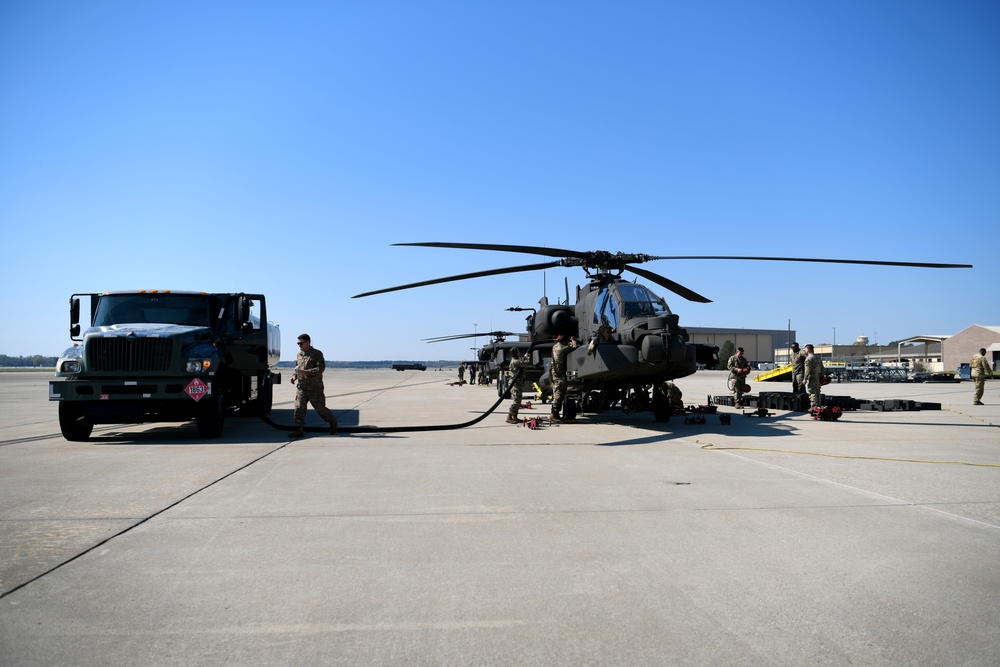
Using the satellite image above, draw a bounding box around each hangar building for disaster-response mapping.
[685,327,795,366]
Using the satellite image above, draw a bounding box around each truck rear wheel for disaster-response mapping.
[196,395,225,438]
[257,374,273,415]
[497,373,509,398]
[59,402,94,441]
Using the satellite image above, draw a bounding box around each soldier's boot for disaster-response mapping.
[288,425,305,439]
[974,401,984,406]
[550,410,561,423]
[328,418,338,435]
[506,413,520,424]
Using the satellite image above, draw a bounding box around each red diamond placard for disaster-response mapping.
[185,378,210,402]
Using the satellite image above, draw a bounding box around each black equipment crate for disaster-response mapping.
[758,392,809,412]
[820,395,859,411]
[711,395,757,407]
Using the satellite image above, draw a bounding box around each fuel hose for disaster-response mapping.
[260,369,521,434]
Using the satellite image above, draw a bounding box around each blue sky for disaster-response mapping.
[2,1,997,362]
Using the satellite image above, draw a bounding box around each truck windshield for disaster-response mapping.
[93,294,212,327]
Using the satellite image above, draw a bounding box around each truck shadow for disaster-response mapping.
[85,408,361,445]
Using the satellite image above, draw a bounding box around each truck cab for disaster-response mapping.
[50,291,280,440]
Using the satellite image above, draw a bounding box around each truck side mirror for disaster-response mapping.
[70,297,81,340]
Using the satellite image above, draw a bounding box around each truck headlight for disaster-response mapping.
[186,360,212,373]
[60,360,82,374]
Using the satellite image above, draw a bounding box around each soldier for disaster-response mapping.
[803,344,824,411]
[971,348,994,406]
[662,381,683,410]
[289,334,337,438]
[727,347,751,408]
[457,363,466,385]
[505,349,528,424]
[550,334,578,422]
[790,342,807,394]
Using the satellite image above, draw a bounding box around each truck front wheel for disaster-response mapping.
[196,395,225,438]
[59,402,94,441]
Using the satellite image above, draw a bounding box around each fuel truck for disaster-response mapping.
[49,291,281,441]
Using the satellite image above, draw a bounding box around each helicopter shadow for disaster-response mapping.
[591,409,799,447]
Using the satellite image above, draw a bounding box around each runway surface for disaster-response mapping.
[2,369,999,665]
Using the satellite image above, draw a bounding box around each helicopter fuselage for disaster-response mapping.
[530,277,716,418]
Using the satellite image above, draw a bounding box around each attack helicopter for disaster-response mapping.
[423,329,540,396]
[354,243,971,422]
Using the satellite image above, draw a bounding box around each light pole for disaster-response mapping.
[833,327,836,347]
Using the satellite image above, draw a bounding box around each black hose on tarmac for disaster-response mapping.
[260,370,520,435]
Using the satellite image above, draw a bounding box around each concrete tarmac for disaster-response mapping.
[1,369,999,666]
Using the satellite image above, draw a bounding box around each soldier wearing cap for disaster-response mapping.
[727,347,751,408]
[803,344,824,410]
[790,342,807,394]
[550,334,578,422]
[505,348,528,424]
[971,348,994,406]
[289,334,337,438]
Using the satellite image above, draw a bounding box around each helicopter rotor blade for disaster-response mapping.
[646,255,972,269]
[422,331,515,343]
[352,261,564,298]
[394,242,589,260]
[624,265,713,303]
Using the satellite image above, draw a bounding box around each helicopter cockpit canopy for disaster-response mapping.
[594,283,671,329]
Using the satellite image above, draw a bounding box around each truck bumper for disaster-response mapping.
[49,378,215,424]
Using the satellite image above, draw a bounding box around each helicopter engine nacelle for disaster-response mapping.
[640,331,688,364]
[533,304,577,340]
[694,344,720,368]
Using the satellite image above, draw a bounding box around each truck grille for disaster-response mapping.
[88,337,174,373]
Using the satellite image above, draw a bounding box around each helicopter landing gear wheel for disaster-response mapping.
[652,387,672,422]
[563,398,579,422]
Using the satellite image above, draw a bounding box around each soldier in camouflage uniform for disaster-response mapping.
[550,335,578,422]
[505,349,528,424]
[971,348,993,406]
[803,344,824,410]
[289,334,337,438]
[662,380,683,409]
[727,347,751,408]
[790,342,807,394]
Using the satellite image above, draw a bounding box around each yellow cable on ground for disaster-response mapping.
[696,440,1000,468]
[944,407,1000,428]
